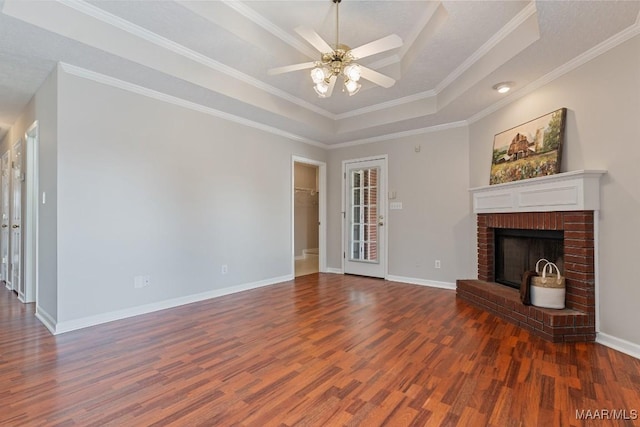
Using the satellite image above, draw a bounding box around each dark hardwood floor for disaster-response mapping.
[1,274,639,426]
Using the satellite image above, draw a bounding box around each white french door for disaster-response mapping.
[0,151,9,288]
[11,140,23,300]
[343,157,387,278]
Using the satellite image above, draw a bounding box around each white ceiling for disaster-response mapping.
[0,0,639,146]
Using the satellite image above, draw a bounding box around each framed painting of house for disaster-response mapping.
[489,108,567,185]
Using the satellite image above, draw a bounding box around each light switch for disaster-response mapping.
[390,202,403,210]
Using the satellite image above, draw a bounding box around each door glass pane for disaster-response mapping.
[349,166,379,263]
[352,225,360,241]
[352,242,360,260]
[352,188,361,205]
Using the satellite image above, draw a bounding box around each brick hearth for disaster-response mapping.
[457,211,595,342]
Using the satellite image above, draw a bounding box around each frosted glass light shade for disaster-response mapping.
[344,64,361,82]
[314,81,330,97]
[310,67,326,84]
[345,79,361,96]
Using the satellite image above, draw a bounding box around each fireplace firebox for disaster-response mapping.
[494,228,564,289]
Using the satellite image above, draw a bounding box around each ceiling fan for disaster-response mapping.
[268,0,403,98]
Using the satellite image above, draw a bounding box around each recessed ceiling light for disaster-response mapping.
[493,82,513,94]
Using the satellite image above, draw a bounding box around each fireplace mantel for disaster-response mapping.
[470,170,606,214]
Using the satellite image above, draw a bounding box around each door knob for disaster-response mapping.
[1,224,6,228]
[11,224,19,228]
[379,222,384,226]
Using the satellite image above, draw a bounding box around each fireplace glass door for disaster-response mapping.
[495,228,563,288]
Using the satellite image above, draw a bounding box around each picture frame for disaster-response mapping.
[489,108,567,185]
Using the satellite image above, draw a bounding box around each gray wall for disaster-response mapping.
[54,70,325,322]
[35,67,59,321]
[469,35,640,345]
[327,126,474,284]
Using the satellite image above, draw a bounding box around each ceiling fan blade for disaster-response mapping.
[359,66,396,88]
[295,26,333,54]
[325,76,337,97]
[349,34,403,60]
[268,62,316,75]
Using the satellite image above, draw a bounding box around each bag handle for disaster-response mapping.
[535,258,550,274]
[542,262,562,285]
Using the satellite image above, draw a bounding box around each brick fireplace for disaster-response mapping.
[457,170,605,342]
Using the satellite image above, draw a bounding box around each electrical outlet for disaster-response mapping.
[221,264,228,275]
[435,260,441,269]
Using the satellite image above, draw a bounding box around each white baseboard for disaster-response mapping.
[386,275,456,290]
[296,249,319,261]
[325,268,343,274]
[35,306,57,334]
[596,332,640,360]
[51,274,294,335]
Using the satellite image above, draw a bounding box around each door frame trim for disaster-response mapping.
[291,156,327,276]
[341,155,388,278]
[11,138,23,299]
[25,121,39,303]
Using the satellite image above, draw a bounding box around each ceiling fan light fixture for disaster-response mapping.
[345,79,361,96]
[270,0,401,98]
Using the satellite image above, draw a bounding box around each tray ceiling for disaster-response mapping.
[0,0,638,146]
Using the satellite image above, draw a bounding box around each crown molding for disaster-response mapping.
[335,89,437,120]
[435,1,537,94]
[467,20,640,125]
[328,120,467,150]
[59,0,336,120]
[58,61,469,151]
[58,62,327,149]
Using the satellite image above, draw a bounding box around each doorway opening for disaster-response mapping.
[292,157,326,278]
